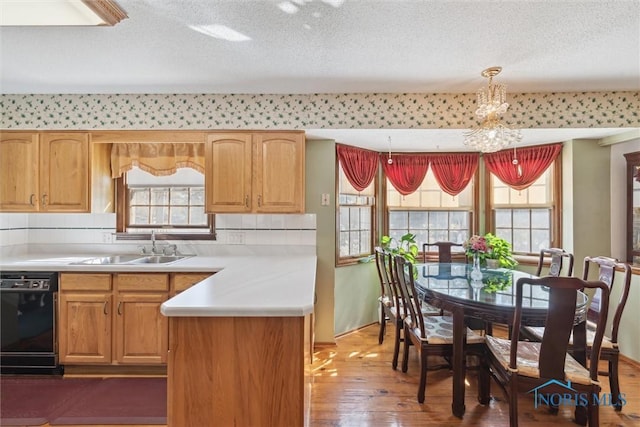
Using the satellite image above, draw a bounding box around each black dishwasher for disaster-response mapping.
[0,271,63,375]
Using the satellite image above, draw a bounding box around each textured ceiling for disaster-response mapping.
[1,0,639,149]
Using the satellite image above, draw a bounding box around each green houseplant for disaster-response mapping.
[380,233,419,265]
[483,233,517,269]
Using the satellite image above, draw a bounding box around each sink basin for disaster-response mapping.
[72,254,192,265]
[73,255,146,265]
[130,255,190,264]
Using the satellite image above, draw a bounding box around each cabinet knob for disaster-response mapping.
[117,301,122,315]
[103,301,109,315]
[41,194,48,207]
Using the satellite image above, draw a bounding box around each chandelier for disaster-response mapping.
[464,67,522,153]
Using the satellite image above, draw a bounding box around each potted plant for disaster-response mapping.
[483,233,517,269]
[380,233,419,265]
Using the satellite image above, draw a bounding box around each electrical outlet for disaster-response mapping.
[228,231,245,244]
[102,232,113,243]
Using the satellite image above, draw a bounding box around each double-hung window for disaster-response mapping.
[117,166,215,239]
[386,169,474,251]
[488,161,560,254]
[337,164,376,264]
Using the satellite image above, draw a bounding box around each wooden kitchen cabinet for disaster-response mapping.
[0,132,40,212]
[59,272,169,366]
[59,273,113,364]
[114,274,169,365]
[205,131,305,213]
[0,131,113,213]
[170,272,212,296]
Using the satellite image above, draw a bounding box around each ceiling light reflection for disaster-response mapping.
[189,24,251,42]
[277,1,299,14]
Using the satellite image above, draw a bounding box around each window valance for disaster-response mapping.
[336,143,378,192]
[430,153,479,196]
[379,153,430,196]
[111,143,205,178]
[483,143,562,191]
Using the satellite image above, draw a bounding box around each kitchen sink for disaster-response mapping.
[72,254,192,265]
[130,255,190,264]
[73,255,147,265]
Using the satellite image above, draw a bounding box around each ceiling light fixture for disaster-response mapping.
[463,66,522,153]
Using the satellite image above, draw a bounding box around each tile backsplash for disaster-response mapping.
[0,212,316,252]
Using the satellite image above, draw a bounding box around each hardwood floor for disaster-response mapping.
[30,323,640,427]
[307,323,640,427]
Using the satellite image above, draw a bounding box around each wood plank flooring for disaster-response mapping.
[25,323,640,427]
[308,324,640,427]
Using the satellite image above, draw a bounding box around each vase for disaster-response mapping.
[470,253,483,282]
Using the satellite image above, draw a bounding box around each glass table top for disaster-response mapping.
[415,263,587,310]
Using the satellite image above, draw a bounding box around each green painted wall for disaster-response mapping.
[564,140,611,278]
[334,261,379,336]
[305,139,336,343]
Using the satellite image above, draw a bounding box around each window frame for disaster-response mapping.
[484,155,562,256]
[335,159,378,266]
[115,176,216,241]
[382,167,480,258]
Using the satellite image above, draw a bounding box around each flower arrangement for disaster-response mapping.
[464,233,517,269]
[463,235,489,255]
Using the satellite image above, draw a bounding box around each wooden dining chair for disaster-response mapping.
[535,247,575,277]
[393,255,485,404]
[523,256,632,411]
[422,241,465,263]
[479,276,610,427]
[374,247,404,369]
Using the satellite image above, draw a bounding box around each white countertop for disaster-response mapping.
[0,253,317,318]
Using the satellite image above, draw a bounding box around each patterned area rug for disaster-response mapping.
[0,376,166,426]
[0,377,100,426]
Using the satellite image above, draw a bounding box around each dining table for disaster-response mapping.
[415,262,588,418]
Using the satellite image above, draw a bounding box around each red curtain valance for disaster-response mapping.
[430,153,480,196]
[483,143,562,191]
[336,144,378,192]
[380,153,430,196]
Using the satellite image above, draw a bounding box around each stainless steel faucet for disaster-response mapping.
[151,230,157,254]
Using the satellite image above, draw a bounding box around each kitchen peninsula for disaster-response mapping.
[161,255,317,427]
[0,253,317,426]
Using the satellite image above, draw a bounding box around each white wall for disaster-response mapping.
[0,212,316,257]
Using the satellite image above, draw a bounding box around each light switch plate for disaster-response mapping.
[321,193,330,206]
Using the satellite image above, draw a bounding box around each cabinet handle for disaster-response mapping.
[103,301,108,315]
[245,195,249,207]
[117,301,122,315]
[258,195,262,207]
[41,194,48,207]
[29,194,36,206]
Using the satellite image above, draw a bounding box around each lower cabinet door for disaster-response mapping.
[59,292,113,364]
[114,292,168,364]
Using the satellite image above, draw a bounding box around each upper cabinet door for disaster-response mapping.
[40,133,90,212]
[205,133,253,213]
[0,132,40,211]
[253,133,305,213]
